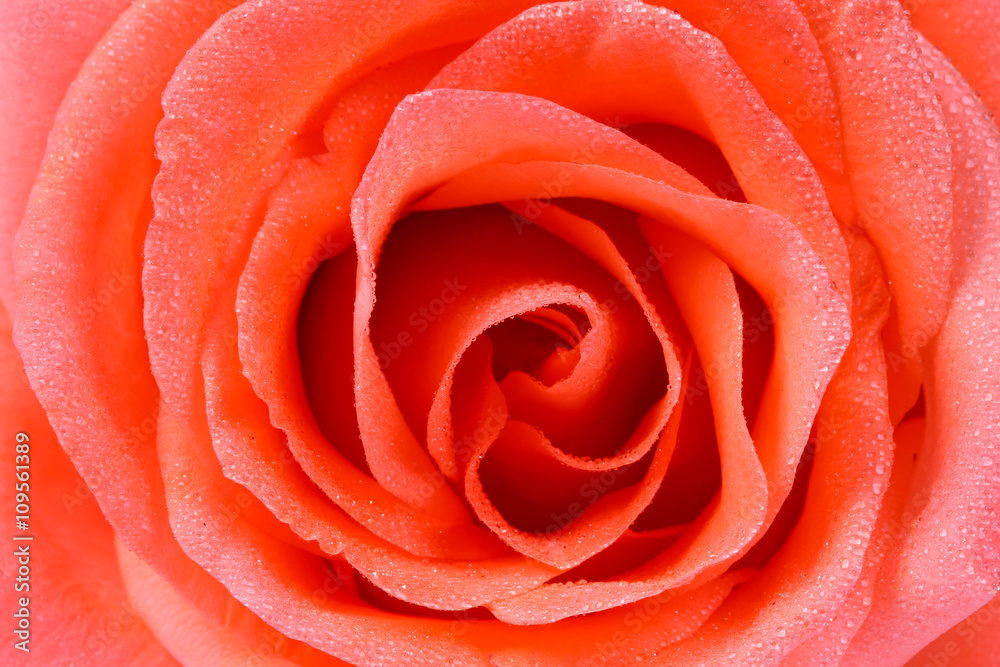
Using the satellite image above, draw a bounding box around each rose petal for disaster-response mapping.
[794,0,954,420]
[12,0,249,615]
[647,0,848,207]
[348,82,700,531]
[209,188,560,606]
[909,0,1000,120]
[840,31,1000,666]
[145,0,539,434]
[0,0,132,310]
[233,159,501,557]
[651,225,894,666]
[484,218,769,622]
[395,92,849,524]
[429,0,850,296]
[115,539,347,667]
[904,589,1000,667]
[356,88,848,618]
[364,203,680,570]
[155,387,759,664]
[487,570,754,666]
[0,304,177,667]
[782,417,923,666]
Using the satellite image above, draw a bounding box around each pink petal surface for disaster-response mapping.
[0,303,178,667]
[3,0,998,664]
[0,0,132,310]
[841,29,1000,667]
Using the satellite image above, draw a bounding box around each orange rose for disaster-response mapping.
[2,0,999,665]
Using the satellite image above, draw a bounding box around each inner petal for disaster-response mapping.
[368,204,668,465]
[477,419,654,535]
[622,123,746,203]
[488,305,591,386]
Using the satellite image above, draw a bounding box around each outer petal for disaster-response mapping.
[783,417,924,665]
[0,0,132,309]
[143,0,538,432]
[909,0,1000,120]
[842,32,1000,665]
[116,539,346,667]
[904,590,1000,667]
[12,0,248,608]
[648,0,847,198]
[0,303,177,667]
[795,0,953,418]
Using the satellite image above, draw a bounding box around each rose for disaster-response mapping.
[1,0,998,664]
[3,0,999,665]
